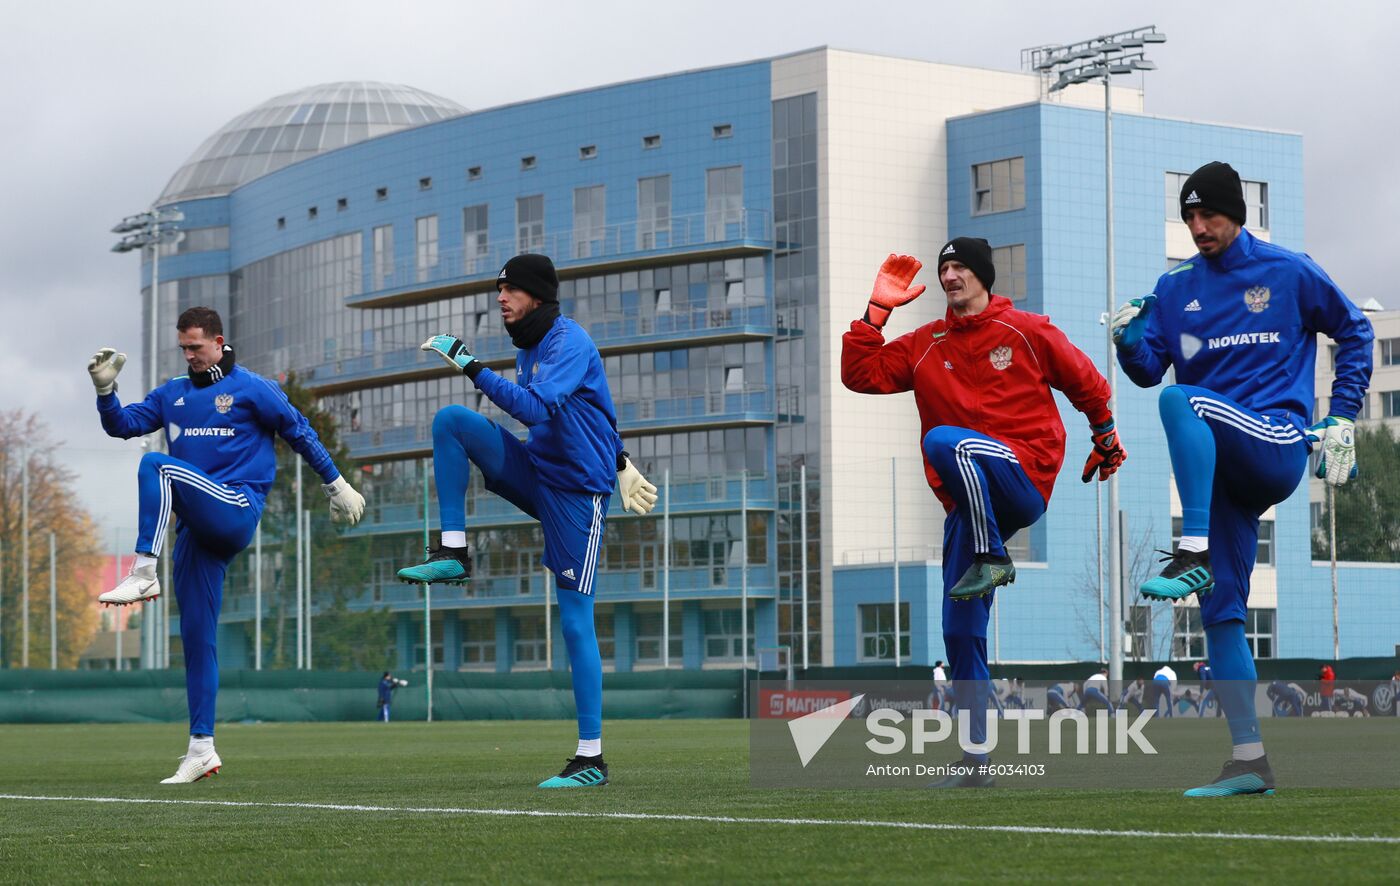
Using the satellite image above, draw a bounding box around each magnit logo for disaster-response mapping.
[785,697,1157,767]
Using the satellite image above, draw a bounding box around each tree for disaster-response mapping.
[245,372,390,670]
[1312,423,1400,562]
[0,411,101,668]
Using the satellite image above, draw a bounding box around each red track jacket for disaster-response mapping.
[842,295,1112,512]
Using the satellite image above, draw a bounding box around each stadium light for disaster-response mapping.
[111,206,183,669]
[1025,26,1165,685]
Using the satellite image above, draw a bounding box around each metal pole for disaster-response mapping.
[891,457,900,667]
[1329,485,1339,660]
[254,521,262,670]
[0,532,5,668]
[1105,74,1124,684]
[305,508,312,670]
[1097,481,1104,662]
[112,533,122,672]
[48,533,56,669]
[800,463,809,671]
[544,565,552,669]
[161,541,171,668]
[295,458,303,670]
[741,469,748,675]
[993,596,1000,665]
[662,468,671,669]
[423,460,433,722]
[21,447,29,668]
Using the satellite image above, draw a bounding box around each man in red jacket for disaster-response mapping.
[842,241,1125,785]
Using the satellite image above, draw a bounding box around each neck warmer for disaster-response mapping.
[189,345,236,388]
[505,302,560,350]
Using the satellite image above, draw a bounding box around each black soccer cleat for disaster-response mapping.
[396,545,472,585]
[949,554,1016,600]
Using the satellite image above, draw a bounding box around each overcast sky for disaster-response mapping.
[2,0,1395,543]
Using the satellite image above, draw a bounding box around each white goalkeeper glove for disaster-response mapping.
[1305,416,1357,487]
[323,475,366,525]
[87,347,127,395]
[617,454,658,515]
[1110,295,1156,349]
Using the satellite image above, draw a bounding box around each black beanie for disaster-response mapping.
[497,253,559,303]
[937,237,996,292]
[1180,161,1246,225]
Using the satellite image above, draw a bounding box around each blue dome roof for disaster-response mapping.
[158,81,466,204]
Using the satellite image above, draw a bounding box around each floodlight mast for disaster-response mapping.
[1023,27,1165,686]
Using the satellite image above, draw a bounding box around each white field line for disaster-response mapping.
[1,794,1398,845]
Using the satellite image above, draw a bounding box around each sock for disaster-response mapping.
[134,553,158,571]
[441,531,467,549]
[1159,386,1215,539]
[1177,536,1208,553]
[576,738,601,758]
[1205,620,1263,754]
[188,734,214,755]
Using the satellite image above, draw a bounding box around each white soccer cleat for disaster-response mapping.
[160,750,222,784]
[99,563,160,606]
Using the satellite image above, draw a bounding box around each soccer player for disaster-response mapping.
[843,243,1125,787]
[1082,667,1114,715]
[89,307,366,783]
[1119,677,1146,716]
[378,672,407,722]
[397,254,657,789]
[1266,680,1306,718]
[1114,161,1373,796]
[1145,664,1177,718]
[1194,661,1222,718]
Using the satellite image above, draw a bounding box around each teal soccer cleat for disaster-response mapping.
[1184,757,1276,797]
[396,545,472,585]
[1140,548,1213,601]
[539,756,609,788]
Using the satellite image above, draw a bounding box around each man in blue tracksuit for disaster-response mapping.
[1113,161,1373,796]
[397,253,658,789]
[88,306,366,783]
[378,672,407,721]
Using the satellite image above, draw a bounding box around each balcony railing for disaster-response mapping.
[351,207,772,306]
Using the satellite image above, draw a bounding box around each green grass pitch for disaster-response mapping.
[1,720,1397,883]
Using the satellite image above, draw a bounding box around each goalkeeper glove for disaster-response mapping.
[617,452,658,515]
[323,475,366,526]
[863,254,926,329]
[1081,419,1126,483]
[87,347,127,395]
[421,334,478,375]
[1110,295,1156,349]
[1305,416,1357,487]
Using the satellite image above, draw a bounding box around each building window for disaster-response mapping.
[412,638,445,670]
[972,157,1025,215]
[337,197,348,211]
[463,204,488,274]
[1243,180,1268,231]
[415,215,439,282]
[419,176,432,191]
[703,608,751,661]
[516,195,544,253]
[1171,606,1206,660]
[1383,390,1400,418]
[460,619,495,668]
[375,186,388,201]
[637,175,671,250]
[467,165,482,181]
[1311,501,1324,536]
[713,123,732,139]
[705,166,743,241]
[1165,171,1191,221]
[642,134,661,149]
[635,609,683,663]
[573,185,605,259]
[991,244,1027,301]
[513,615,546,665]
[1245,609,1275,659]
[307,206,318,220]
[1175,516,1274,566]
[858,603,910,662]
[520,155,537,171]
[276,217,285,230]
[579,144,597,160]
[372,223,394,290]
[654,288,672,314]
[1381,338,1400,366]
[1358,395,1373,421]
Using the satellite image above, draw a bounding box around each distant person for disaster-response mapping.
[1146,664,1178,718]
[1319,664,1336,712]
[1082,667,1114,715]
[1194,661,1222,718]
[378,672,408,722]
[1267,680,1306,717]
[1119,677,1146,715]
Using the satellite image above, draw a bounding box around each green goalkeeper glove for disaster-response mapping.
[421,334,478,375]
[1305,416,1357,487]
